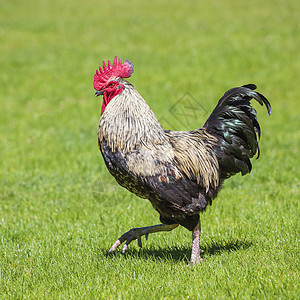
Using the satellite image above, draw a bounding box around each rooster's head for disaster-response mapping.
[94,56,134,114]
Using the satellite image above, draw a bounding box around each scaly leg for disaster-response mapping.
[190,220,204,265]
[108,223,179,254]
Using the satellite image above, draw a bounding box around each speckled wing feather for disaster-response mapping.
[100,136,217,230]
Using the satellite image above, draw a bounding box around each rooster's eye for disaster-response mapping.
[109,82,115,88]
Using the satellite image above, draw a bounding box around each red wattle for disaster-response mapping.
[100,85,124,115]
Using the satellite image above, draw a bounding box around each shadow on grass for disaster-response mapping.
[101,239,253,263]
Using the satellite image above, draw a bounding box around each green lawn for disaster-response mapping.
[0,0,299,298]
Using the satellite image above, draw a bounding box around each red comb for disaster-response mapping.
[93,56,134,90]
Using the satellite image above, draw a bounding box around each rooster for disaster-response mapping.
[93,56,271,265]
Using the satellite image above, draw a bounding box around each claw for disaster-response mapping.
[122,243,128,253]
[188,257,204,267]
[108,239,121,253]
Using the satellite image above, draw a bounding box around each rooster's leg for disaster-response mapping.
[108,223,179,254]
[190,220,203,265]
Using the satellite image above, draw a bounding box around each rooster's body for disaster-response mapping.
[93,57,271,264]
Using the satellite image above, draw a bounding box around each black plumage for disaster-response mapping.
[205,84,271,179]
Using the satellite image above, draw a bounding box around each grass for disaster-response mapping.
[0,0,299,298]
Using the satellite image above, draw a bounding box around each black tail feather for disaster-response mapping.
[242,84,271,116]
[204,84,271,179]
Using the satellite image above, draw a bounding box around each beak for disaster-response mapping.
[95,90,104,97]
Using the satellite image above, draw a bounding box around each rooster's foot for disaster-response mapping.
[108,223,178,254]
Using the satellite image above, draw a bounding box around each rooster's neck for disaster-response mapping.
[98,81,166,152]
